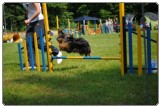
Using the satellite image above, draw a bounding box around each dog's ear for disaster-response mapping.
[58,29,62,33]
[58,29,65,35]
[65,36,73,41]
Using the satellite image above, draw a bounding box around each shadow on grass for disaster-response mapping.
[3,64,158,105]
[3,62,20,66]
[54,65,79,72]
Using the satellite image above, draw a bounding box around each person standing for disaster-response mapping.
[23,3,62,67]
[105,19,109,33]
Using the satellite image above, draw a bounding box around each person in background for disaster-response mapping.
[108,18,113,33]
[114,17,120,33]
[105,19,109,33]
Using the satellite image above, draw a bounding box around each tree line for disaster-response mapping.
[3,3,158,32]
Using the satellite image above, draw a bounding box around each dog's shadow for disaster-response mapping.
[54,65,79,72]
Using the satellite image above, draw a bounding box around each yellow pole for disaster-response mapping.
[56,16,59,35]
[68,19,70,33]
[87,21,90,35]
[99,19,102,33]
[42,3,53,72]
[119,3,125,76]
[23,40,29,71]
[76,31,78,38]
[33,32,40,71]
[137,25,142,76]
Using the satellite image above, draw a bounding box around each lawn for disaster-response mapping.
[2,31,158,105]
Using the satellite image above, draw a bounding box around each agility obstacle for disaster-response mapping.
[18,29,47,71]
[123,19,158,76]
[17,3,124,75]
[42,3,53,71]
[119,3,125,76]
[17,3,158,76]
[52,56,120,60]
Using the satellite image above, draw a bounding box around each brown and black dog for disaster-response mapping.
[57,30,91,56]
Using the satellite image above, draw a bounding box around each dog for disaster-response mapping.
[57,30,91,56]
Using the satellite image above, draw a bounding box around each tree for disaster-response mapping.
[99,9,111,19]
[47,3,74,29]
[3,3,158,32]
[76,4,90,16]
[3,3,25,32]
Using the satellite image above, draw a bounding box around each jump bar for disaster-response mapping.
[52,56,120,60]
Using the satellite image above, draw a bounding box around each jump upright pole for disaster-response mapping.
[119,3,125,76]
[23,40,29,71]
[33,32,40,71]
[28,36,35,71]
[122,16,127,74]
[156,33,158,73]
[18,43,23,70]
[56,15,59,35]
[42,3,53,72]
[82,20,85,35]
[147,28,152,74]
[137,25,142,76]
[68,19,70,33]
[39,28,46,71]
[128,22,133,74]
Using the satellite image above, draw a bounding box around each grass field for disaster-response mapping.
[3,32,158,105]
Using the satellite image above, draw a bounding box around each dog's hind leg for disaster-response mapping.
[85,53,91,56]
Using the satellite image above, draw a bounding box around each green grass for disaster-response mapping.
[3,32,158,105]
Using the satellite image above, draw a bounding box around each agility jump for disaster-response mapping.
[126,22,158,75]
[18,3,158,76]
[52,56,120,60]
[17,3,123,75]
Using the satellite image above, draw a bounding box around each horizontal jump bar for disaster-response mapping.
[132,31,157,43]
[52,56,120,60]
[126,67,158,70]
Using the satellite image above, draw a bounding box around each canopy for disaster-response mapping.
[144,12,158,21]
[73,16,100,21]
[126,12,158,23]
[125,12,158,30]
